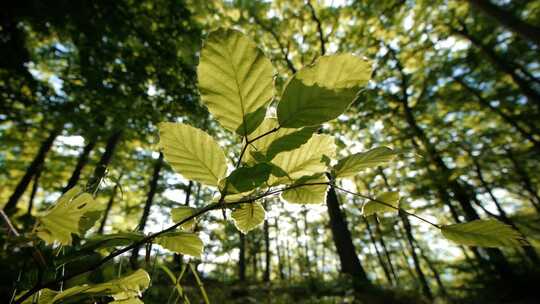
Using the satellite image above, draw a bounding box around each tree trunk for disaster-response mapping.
[239,231,246,281]
[374,219,399,285]
[130,153,163,269]
[414,239,449,297]
[263,214,271,282]
[400,211,433,300]
[453,26,540,108]
[274,218,285,280]
[4,126,61,213]
[365,217,393,285]
[466,0,540,46]
[26,164,42,216]
[325,184,370,284]
[63,135,97,193]
[97,179,120,235]
[301,207,312,277]
[87,130,122,194]
[506,148,540,213]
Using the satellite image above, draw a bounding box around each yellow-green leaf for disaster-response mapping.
[24,269,151,304]
[35,187,104,246]
[198,28,274,136]
[334,147,396,179]
[155,232,204,257]
[270,134,336,185]
[171,206,197,230]
[362,191,400,216]
[281,175,329,204]
[441,219,526,248]
[231,202,265,233]
[277,54,372,128]
[159,122,227,187]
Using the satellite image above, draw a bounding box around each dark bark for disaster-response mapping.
[130,153,164,269]
[301,207,312,277]
[415,239,448,298]
[97,180,120,235]
[274,218,285,280]
[453,25,540,108]
[325,184,369,283]
[455,77,540,151]
[239,232,246,281]
[506,148,540,213]
[87,130,122,194]
[400,211,433,301]
[471,155,540,264]
[365,217,393,285]
[184,181,193,205]
[26,164,42,216]
[263,217,271,282]
[374,219,399,285]
[4,126,62,213]
[62,135,97,193]
[466,0,540,46]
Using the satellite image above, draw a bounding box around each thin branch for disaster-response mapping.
[1,210,20,237]
[13,181,329,304]
[306,0,326,56]
[332,185,441,229]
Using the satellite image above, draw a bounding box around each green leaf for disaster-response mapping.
[277,54,372,128]
[198,28,274,136]
[231,202,265,233]
[334,147,396,179]
[281,175,329,204]
[18,288,57,304]
[441,219,526,248]
[35,187,104,245]
[362,191,400,216]
[224,163,272,193]
[244,117,296,163]
[82,232,145,250]
[270,134,336,185]
[155,232,204,257]
[159,122,227,187]
[277,79,358,128]
[21,269,151,304]
[171,206,197,230]
[266,126,318,160]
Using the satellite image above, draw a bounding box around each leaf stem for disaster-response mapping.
[332,185,441,229]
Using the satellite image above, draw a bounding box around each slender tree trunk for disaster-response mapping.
[455,77,540,151]
[374,219,399,285]
[466,0,540,46]
[97,179,120,235]
[263,215,271,282]
[400,211,433,300]
[506,149,540,213]
[62,135,97,193]
[414,239,449,297]
[301,207,311,277]
[274,218,285,280]
[26,164,42,216]
[325,185,369,284]
[130,153,163,269]
[239,232,246,281]
[87,130,122,194]
[365,217,393,285]
[286,239,292,280]
[471,156,540,264]
[4,126,61,213]
[453,26,540,108]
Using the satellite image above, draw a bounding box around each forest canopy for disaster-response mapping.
[1,0,540,303]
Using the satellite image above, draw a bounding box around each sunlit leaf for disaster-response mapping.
[223,163,272,193]
[277,54,372,128]
[198,28,274,136]
[159,122,227,187]
[281,175,329,204]
[362,191,400,216]
[20,269,151,304]
[270,134,336,185]
[171,206,197,230]
[35,187,105,246]
[441,219,526,248]
[334,147,396,179]
[231,202,265,233]
[82,232,145,250]
[155,232,204,257]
